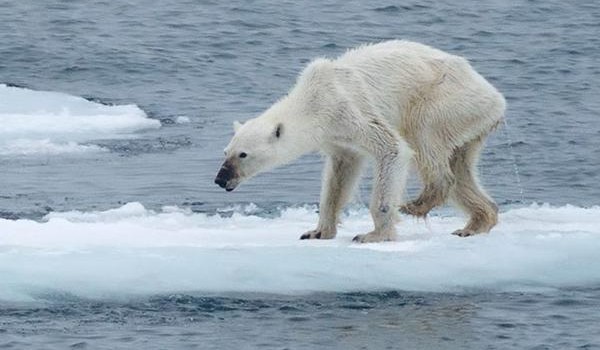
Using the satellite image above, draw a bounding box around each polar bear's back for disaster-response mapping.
[337,40,452,65]
[334,40,462,113]
[334,40,485,95]
[332,40,505,147]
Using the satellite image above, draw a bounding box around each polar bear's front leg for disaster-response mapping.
[300,149,364,240]
[351,123,412,243]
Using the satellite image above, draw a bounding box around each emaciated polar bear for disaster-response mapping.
[215,40,505,243]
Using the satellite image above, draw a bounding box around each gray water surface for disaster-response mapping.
[1,0,599,218]
[2,290,600,349]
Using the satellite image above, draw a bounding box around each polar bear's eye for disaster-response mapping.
[239,152,248,158]
[275,124,282,138]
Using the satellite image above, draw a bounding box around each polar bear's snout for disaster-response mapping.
[214,160,240,192]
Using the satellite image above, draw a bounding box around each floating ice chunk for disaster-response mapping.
[0,139,107,155]
[0,203,599,301]
[175,116,191,124]
[0,84,160,156]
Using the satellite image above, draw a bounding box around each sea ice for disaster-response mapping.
[1,203,599,301]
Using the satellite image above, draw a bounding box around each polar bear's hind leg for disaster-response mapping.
[400,147,455,218]
[449,136,499,237]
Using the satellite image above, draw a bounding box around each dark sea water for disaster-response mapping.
[2,290,600,349]
[1,0,600,349]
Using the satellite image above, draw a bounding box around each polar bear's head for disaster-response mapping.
[214,60,332,191]
[214,115,304,192]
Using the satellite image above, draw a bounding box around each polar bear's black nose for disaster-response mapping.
[214,177,227,188]
[215,161,236,190]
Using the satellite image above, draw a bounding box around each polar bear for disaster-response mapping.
[215,40,505,242]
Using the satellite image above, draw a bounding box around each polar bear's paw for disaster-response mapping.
[352,230,396,243]
[452,228,484,237]
[399,201,432,218]
[300,228,336,240]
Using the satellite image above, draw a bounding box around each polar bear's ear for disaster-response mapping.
[233,120,243,133]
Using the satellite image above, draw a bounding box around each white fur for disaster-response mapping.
[221,40,505,242]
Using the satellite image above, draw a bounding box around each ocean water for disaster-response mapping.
[1,0,599,349]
